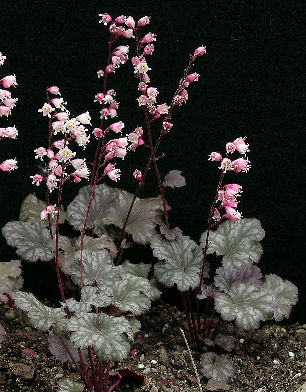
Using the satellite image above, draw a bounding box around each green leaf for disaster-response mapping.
[151,235,208,292]
[103,189,165,245]
[19,193,66,225]
[214,264,262,292]
[263,274,298,321]
[57,379,84,392]
[67,184,115,231]
[75,235,117,257]
[200,218,265,268]
[200,352,235,382]
[214,282,274,330]
[111,274,151,315]
[68,313,133,362]
[70,249,119,287]
[121,260,151,278]
[2,221,53,262]
[12,291,67,333]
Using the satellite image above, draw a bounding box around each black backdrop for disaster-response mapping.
[0,0,305,322]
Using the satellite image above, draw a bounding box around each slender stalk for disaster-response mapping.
[144,109,169,228]
[59,336,93,389]
[181,292,195,343]
[186,290,198,340]
[198,170,225,290]
[180,328,203,392]
[88,347,99,391]
[103,361,111,392]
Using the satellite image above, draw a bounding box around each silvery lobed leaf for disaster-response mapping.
[151,235,209,292]
[57,379,84,392]
[162,170,186,188]
[68,313,133,362]
[70,250,119,287]
[48,333,88,364]
[214,281,274,330]
[111,274,151,315]
[200,218,265,268]
[2,221,54,262]
[0,259,22,279]
[263,274,298,321]
[19,193,66,225]
[103,189,166,245]
[81,286,112,308]
[200,352,235,382]
[121,260,151,278]
[64,298,92,314]
[214,334,235,352]
[215,264,263,293]
[159,224,183,241]
[75,235,117,258]
[12,291,67,332]
[67,184,115,231]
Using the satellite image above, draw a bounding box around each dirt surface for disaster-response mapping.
[0,302,305,392]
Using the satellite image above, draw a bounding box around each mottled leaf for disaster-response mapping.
[111,274,151,315]
[151,235,209,292]
[68,313,133,362]
[200,218,265,268]
[48,333,88,363]
[103,189,165,245]
[12,291,67,332]
[200,352,235,382]
[263,274,298,321]
[67,184,115,231]
[214,334,235,352]
[2,221,53,262]
[214,282,273,330]
[121,260,151,278]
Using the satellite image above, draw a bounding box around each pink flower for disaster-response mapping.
[225,183,242,194]
[220,158,232,172]
[54,112,69,121]
[114,15,126,24]
[0,159,17,172]
[194,46,207,57]
[50,98,66,109]
[157,103,169,115]
[49,159,58,171]
[125,16,135,29]
[73,167,90,179]
[208,152,222,162]
[46,174,57,191]
[30,174,44,185]
[40,209,49,220]
[3,126,18,139]
[0,106,11,117]
[105,64,115,74]
[3,98,18,108]
[162,122,173,132]
[76,111,91,125]
[109,121,124,133]
[120,29,133,38]
[226,142,236,153]
[58,147,76,161]
[97,70,104,78]
[231,158,250,173]
[133,169,142,181]
[224,206,242,221]
[0,89,11,100]
[47,86,60,95]
[143,44,154,55]
[93,128,103,138]
[1,75,17,88]
[53,140,65,149]
[186,73,200,83]
[104,163,121,181]
[137,16,150,26]
[34,147,47,160]
[137,95,148,106]
[141,32,156,44]
[233,137,249,155]
[99,13,112,25]
[38,103,54,117]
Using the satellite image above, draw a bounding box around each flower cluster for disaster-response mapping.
[94,89,119,119]
[31,87,91,191]
[0,52,18,172]
[209,137,251,221]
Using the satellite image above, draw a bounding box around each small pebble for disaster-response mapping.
[143,368,151,374]
[151,359,157,364]
[137,364,145,369]
[288,351,295,358]
[273,359,280,365]
[239,338,244,343]
[140,354,145,361]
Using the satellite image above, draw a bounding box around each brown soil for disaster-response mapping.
[0,303,305,392]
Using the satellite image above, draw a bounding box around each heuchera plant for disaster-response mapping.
[0,12,298,392]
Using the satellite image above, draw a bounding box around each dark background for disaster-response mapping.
[0,0,305,322]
